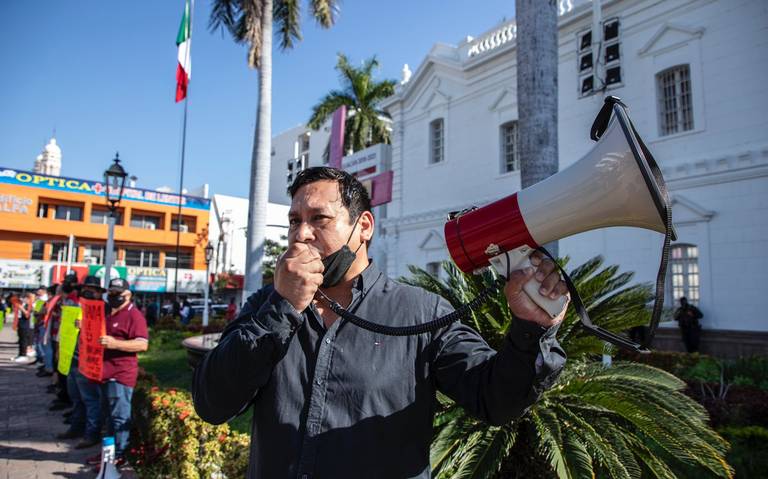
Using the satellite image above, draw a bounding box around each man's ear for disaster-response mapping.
[359,211,375,243]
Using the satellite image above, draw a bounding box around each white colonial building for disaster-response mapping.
[379,0,768,355]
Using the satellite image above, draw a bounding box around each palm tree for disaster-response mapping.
[307,53,396,154]
[209,0,337,299]
[401,259,733,479]
[515,0,559,257]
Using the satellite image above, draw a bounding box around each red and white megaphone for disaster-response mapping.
[445,97,675,339]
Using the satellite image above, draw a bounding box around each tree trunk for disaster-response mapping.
[516,0,559,257]
[243,0,273,300]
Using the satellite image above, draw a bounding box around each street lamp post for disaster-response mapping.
[103,153,127,289]
[203,243,214,327]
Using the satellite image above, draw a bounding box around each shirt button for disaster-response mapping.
[325,338,331,344]
[316,378,323,385]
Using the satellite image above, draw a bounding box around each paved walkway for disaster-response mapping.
[0,324,135,478]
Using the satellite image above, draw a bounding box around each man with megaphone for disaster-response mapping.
[193,166,567,479]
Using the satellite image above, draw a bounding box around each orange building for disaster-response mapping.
[0,165,210,294]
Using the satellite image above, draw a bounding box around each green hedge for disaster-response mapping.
[719,426,768,478]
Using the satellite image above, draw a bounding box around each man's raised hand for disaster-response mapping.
[274,243,325,312]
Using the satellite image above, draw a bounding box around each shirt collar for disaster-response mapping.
[352,260,383,298]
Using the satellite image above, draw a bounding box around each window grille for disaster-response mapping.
[429,119,444,164]
[500,121,520,173]
[657,65,693,136]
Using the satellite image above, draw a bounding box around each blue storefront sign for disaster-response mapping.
[0,167,210,211]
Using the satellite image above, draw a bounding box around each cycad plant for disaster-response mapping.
[400,258,733,479]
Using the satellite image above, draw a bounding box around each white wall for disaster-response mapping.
[209,194,289,274]
[382,0,768,332]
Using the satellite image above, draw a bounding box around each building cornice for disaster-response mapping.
[663,145,768,190]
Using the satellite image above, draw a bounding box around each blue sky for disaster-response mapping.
[0,1,515,198]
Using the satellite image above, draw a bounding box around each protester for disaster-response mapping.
[193,167,567,477]
[49,273,80,410]
[11,292,36,363]
[674,296,703,353]
[36,284,58,377]
[98,278,149,466]
[57,275,108,449]
[32,287,49,368]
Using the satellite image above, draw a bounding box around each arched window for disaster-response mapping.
[667,243,700,306]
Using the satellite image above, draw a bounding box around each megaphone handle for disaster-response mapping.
[488,247,569,319]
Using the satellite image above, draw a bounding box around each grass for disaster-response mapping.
[139,328,253,433]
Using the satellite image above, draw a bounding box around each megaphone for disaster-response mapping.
[326,97,673,352]
[444,97,675,347]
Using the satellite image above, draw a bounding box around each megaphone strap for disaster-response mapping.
[316,278,506,336]
[592,96,675,351]
[534,247,650,354]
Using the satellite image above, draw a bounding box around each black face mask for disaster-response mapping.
[62,283,74,294]
[108,294,126,309]
[321,215,363,289]
[81,290,98,300]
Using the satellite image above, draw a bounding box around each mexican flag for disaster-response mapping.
[175,0,192,102]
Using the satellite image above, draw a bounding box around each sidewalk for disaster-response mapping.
[0,324,135,478]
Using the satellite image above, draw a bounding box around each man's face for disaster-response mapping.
[82,286,102,298]
[288,180,359,258]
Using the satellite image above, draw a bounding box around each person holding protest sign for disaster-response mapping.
[49,273,79,411]
[98,278,149,465]
[57,275,108,449]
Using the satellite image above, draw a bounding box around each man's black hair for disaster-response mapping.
[288,167,372,224]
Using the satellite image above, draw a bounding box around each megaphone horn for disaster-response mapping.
[445,97,675,350]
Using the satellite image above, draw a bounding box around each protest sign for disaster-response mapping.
[57,305,81,375]
[78,299,106,381]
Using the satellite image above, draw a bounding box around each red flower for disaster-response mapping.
[162,399,170,406]
[179,411,190,421]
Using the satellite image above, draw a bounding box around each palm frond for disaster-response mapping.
[310,0,337,27]
[451,426,516,479]
[405,257,735,478]
[274,0,301,50]
[208,0,238,35]
[209,0,263,68]
[307,91,355,129]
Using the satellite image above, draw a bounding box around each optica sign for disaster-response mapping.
[0,167,210,211]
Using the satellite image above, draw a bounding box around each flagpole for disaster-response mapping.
[173,0,194,303]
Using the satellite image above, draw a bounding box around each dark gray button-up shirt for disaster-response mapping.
[193,263,565,478]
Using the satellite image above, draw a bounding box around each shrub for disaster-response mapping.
[719,426,768,478]
[130,371,250,478]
